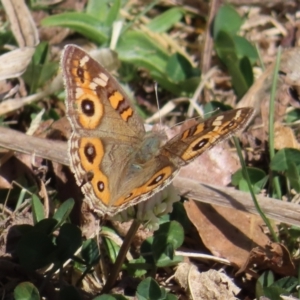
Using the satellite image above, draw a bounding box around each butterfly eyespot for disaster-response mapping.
[81,99,95,116]
[149,174,164,186]
[97,181,105,192]
[221,120,236,133]
[192,138,209,151]
[228,121,235,127]
[84,143,96,163]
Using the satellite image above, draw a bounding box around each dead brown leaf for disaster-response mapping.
[184,200,270,268]
[237,242,296,276]
[274,122,300,150]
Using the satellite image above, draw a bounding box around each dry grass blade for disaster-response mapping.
[2,0,39,47]
[0,0,39,80]
[0,73,63,115]
[0,48,35,81]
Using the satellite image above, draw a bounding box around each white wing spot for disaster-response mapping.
[79,56,89,67]
[215,115,224,121]
[89,82,97,91]
[100,72,108,82]
[94,75,108,87]
[235,109,242,119]
[212,120,222,127]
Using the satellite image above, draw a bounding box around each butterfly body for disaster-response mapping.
[62,45,253,216]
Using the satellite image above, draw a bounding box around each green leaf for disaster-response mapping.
[270,148,300,171]
[10,224,33,239]
[263,286,289,300]
[105,0,121,26]
[81,239,101,265]
[14,282,40,300]
[215,32,237,68]
[152,221,184,267]
[117,30,200,95]
[136,278,164,300]
[155,252,183,268]
[238,56,253,89]
[117,30,169,74]
[59,285,82,300]
[23,42,58,93]
[140,237,155,266]
[87,0,110,21]
[141,227,182,268]
[285,108,300,123]
[231,167,267,193]
[102,226,120,263]
[233,35,258,64]
[86,0,122,26]
[153,221,184,250]
[55,223,82,264]
[270,148,300,191]
[53,198,75,227]
[41,13,109,44]
[255,277,264,298]
[286,162,300,192]
[150,71,199,95]
[31,41,48,65]
[147,7,183,33]
[213,4,243,38]
[272,276,298,292]
[117,30,196,95]
[31,194,44,224]
[287,226,300,239]
[256,272,297,299]
[214,30,253,97]
[258,270,275,288]
[165,53,199,82]
[124,257,149,277]
[34,219,58,235]
[165,293,177,300]
[16,230,56,271]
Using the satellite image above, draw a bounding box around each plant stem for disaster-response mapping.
[102,219,141,293]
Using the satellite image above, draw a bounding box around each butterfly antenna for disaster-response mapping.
[154,82,162,129]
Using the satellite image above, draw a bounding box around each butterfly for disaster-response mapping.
[61,44,253,216]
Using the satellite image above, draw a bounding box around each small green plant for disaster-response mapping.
[256,271,298,300]
[41,0,200,97]
[22,42,58,94]
[213,4,258,98]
